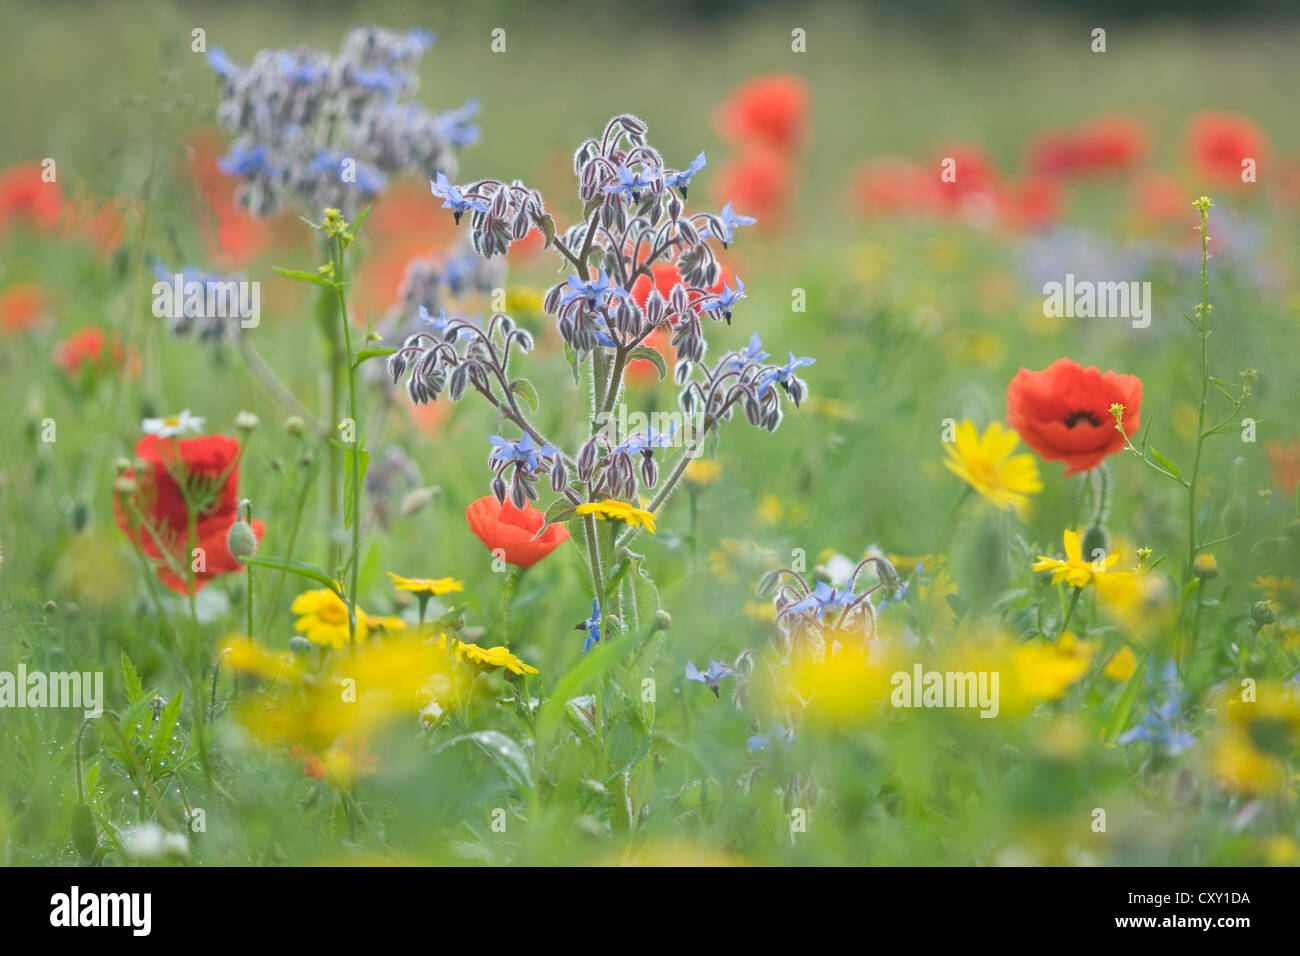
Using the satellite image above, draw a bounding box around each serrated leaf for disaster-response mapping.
[151,689,184,771]
[121,652,143,706]
[628,345,668,381]
[273,266,338,291]
[538,498,577,538]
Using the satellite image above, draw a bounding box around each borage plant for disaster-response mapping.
[389,114,816,645]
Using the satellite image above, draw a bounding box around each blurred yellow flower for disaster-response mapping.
[576,499,656,533]
[1033,529,1120,588]
[387,572,464,596]
[1212,681,1300,796]
[684,459,722,487]
[220,635,303,680]
[1102,645,1139,682]
[291,588,407,648]
[784,644,897,726]
[942,420,1042,512]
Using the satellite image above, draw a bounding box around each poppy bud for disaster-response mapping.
[289,635,312,654]
[1082,525,1110,564]
[227,519,258,564]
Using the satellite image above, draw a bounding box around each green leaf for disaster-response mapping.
[511,378,540,413]
[1103,655,1147,744]
[121,652,143,706]
[565,344,581,385]
[539,497,577,536]
[437,731,532,793]
[352,347,396,371]
[535,638,636,762]
[627,345,668,381]
[151,689,184,771]
[244,556,339,594]
[538,213,556,249]
[1148,446,1182,480]
[348,204,373,238]
[273,266,337,291]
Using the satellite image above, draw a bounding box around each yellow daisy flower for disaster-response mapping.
[1033,529,1119,589]
[291,588,407,648]
[431,634,538,675]
[575,499,656,533]
[387,572,465,597]
[943,420,1043,512]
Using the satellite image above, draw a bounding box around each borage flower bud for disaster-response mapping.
[510,472,528,509]
[448,363,469,401]
[551,458,569,493]
[577,438,598,483]
[492,474,508,505]
[640,455,658,488]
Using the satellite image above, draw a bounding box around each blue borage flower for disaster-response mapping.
[700,276,745,324]
[419,304,474,341]
[701,201,757,246]
[664,151,707,197]
[785,580,857,621]
[604,162,658,202]
[558,270,632,310]
[206,26,473,217]
[759,352,816,407]
[575,599,602,652]
[150,261,245,342]
[1117,658,1196,755]
[747,722,795,752]
[685,660,737,698]
[431,172,490,223]
[616,422,675,457]
[488,433,557,474]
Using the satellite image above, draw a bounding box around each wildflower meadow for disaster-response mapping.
[2,0,1300,903]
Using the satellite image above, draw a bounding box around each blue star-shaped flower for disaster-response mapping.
[759,351,816,406]
[575,599,602,652]
[685,660,736,698]
[488,433,557,474]
[557,270,631,310]
[431,172,489,224]
[664,151,707,197]
[604,163,656,202]
[700,276,745,323]
[704,202,757,246]
[786,580,855,621]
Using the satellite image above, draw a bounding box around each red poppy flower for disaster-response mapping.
[996,175,1063,232]
[1,282,50,334]
[465,495,570,568]
[114,433,264,595]
[184,130,276,268]
[1131,172,1186,227]
[716,74,809,152]
[1188,112,1270,186]
[712,148,792,227]
[1027,116,1147,178]
[0,161,65,235]
[1006,358,1142,476]
[54,326,121,377]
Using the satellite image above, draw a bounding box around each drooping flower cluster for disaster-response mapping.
[207,26,477,217]
[389,114,816,518]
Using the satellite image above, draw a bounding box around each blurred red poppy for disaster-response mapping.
[184,130,276,268]
[1188,112,1270,186]
[850,157,940,218]
[712,148,792,227]
[465,495,570,568]
[1006,358,1142,476]
[1,282,50,334]
[113,433,264,595]
[0,161,65,235]
[55,326,132,378]
[1266,440,1300,495]
[1027,116,1147,178]
[716,74,809,152]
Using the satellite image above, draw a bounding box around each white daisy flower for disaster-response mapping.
[142,409,205,437]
